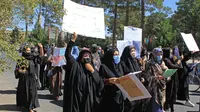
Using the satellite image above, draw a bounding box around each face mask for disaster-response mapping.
[98,50,101,54]
[156,56,162,63]
[113,55,120,64]
[82,57,91,64]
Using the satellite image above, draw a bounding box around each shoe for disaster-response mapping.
[185,100,195,107]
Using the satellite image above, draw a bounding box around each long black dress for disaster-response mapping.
[63,41,104,112]
[120,45,142,112]
[39,55,49,89]
[15,53,40,110]
[162,48,181,111]
[177,52,192,100]
[99,47,125,112]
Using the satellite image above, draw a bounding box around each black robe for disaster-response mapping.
[162,48,181,111]
[177,52,192,100]
[39,55,49,89]
[120,46,142,112]
[63,41,104,112]
[99,47,125,112]
[15,55,40,110]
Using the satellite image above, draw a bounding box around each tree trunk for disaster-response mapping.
[36,5,42,28]
[141,0,145,45]
[125,0,129,26]
[112,0,118,47]
[25,16,28,38]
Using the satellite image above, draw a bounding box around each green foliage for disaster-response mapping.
[75,36,112,49]
[171,0,200,48]
[0,0,24,74]
[10,27,22,44]
[42,0,65,27]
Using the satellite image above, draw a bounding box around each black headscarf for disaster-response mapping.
[102,47,123,77]
[121,45,141,74]
[162,48,171,59]
[64,41,104,112]
[77,49,94,66]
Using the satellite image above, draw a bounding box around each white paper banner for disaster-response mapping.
[62,0,105,39]
[180,33,199,52]
[124,26,142,41]
[116,72,151,101]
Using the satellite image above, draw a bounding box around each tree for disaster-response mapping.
[144,6,175,48]
[42,0,64,30]
[0,0,25,73]
[141,0,164,45]
[15,0,38,38]
[172,0,200,40]
[10,26,21,44]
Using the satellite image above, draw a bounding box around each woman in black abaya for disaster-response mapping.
[63,33,104,112]
[177,50,195,107]
[15,43,43,112]
[120,45,143,112]
[99,47,125,112]
[121,45,141,75]
[162,48,181,112]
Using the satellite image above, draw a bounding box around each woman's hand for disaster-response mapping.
[71,32,77,42]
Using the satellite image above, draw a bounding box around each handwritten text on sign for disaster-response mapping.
[62,0,105,39]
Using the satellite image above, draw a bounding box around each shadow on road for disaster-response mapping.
[175,102,185,105]
[187,111,199,112]
[0,90,16,94]
[0,104,27,112]
[50,100,63,107]
[190,91,200,93]
[38,94,53,100]
[190,93,200,96]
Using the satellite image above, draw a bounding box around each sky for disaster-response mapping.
[163,0,179,13]
[17,0,179,31]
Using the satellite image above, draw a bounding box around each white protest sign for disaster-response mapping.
[124,26,142,41]
[180,33,199,52]
[62,0,105,39]
[116,72,151,101]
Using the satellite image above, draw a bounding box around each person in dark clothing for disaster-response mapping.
[15,43,43,112]
[39,46,49,90]
[140,47,168,112]
[63,32,104,112]
[99,46,125,112]
[121,45,141,74]
[176,50,195,107]
[49,66,63,100]
[91,44,101,71]
[120,45,143,112]
[162,48,181,112]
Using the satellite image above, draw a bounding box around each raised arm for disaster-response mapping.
[38,43,44,57]
[65,32,77,65]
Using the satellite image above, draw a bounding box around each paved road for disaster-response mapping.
[0,66,63,112]
[0,64,200,112]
